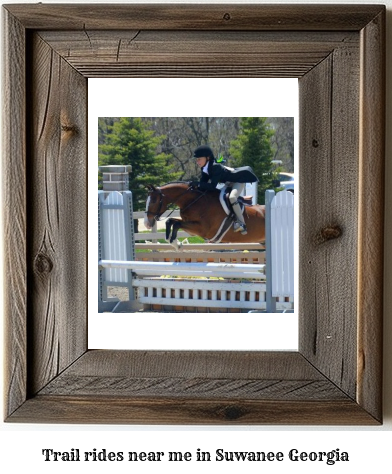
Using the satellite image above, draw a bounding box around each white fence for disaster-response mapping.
[265,189,295,312]
[99,259,269,311]
[98,191,136,312]
[98,189,294,313]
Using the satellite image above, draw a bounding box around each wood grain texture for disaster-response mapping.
[27,33,87,395]
[357,9,385,422]
[56,350,327,379]
[299,41,360,399]
[8,350,379,424]
[2,4,385,425]
[2,8,27,419]
[10,396,378,425]
[4,4,384,31]
[38,30,358,78]
[39,377,346,400]
[37,351,347,400]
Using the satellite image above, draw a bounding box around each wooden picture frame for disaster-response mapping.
[3,4,385,424]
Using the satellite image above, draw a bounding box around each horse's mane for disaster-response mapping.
[159,181,223,197]
[157,181,220,197]
[160,181,190,187]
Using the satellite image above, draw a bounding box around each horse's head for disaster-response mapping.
[144,184,165,229]
[144,182,197,229]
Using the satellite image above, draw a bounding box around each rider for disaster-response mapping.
[191,145,258,235]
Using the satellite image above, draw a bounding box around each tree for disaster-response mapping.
[98,117,180,210]
[229,117,278,204]
[98,117,118,145]
[268,117,294,172]
[142,117,241,181]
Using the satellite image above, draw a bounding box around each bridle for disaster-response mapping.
[145,186,205,222]
[145,187,166,222]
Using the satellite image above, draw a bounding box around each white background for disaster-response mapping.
[88,77,299,351]
[1,0,391,473]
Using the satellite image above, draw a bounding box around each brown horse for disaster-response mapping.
[144,182,265,249]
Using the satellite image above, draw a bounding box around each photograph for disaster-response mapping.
[97,117,295,314]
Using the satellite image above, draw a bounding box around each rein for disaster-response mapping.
[145,186,206,222]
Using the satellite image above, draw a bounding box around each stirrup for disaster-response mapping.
[233,221,246,233]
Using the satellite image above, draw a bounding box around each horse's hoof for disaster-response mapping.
[170,240,183,251]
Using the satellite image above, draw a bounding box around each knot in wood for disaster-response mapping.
[223,13,231,21]
[34,252,53,275]
[61,124,78,134]
[314,225,342,245]
[223,405,243,420]
[312,139,319,148]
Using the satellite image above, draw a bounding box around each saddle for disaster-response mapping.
[219,186,253,216]
[209,188,253,243]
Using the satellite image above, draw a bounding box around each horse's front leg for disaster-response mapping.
[166,218,183,250]
[165,218,174,241]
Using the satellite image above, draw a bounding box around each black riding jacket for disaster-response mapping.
[198,161,258,191]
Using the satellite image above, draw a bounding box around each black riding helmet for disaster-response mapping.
[193,145,215,161]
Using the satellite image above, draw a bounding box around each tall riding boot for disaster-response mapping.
[231,201,247,234]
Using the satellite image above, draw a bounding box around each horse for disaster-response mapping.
[144,182,265,249]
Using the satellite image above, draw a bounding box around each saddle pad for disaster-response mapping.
[219,186,247,215]
[219,187,231,215]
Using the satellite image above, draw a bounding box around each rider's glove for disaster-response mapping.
[189,181,199,189]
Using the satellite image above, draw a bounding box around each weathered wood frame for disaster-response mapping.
[3,4,385,424]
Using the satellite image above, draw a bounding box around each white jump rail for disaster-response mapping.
[99,260,266,280]
[135,242,264,250]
